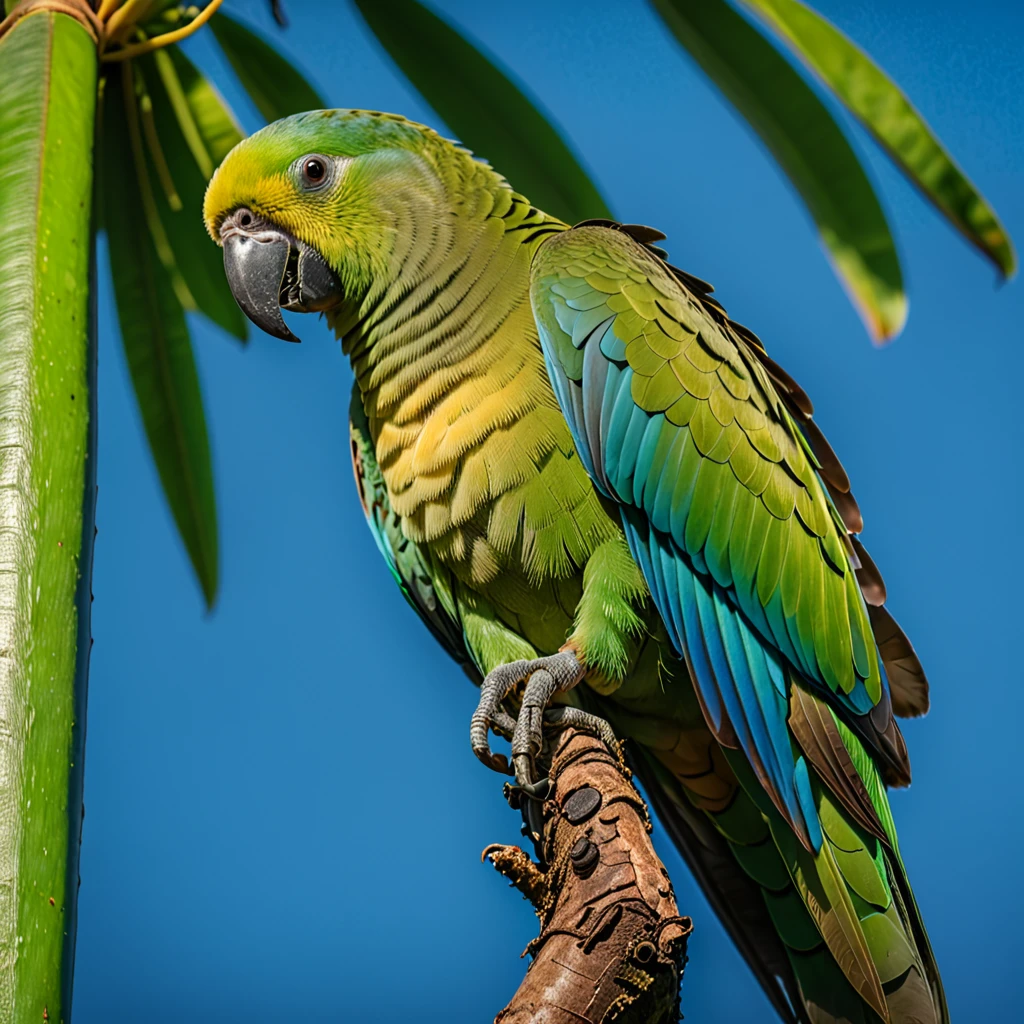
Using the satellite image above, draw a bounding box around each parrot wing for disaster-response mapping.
[530,222,910,830]
[530,222,945,1023]
[349,385,480,684]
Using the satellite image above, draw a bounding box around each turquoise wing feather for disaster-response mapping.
[530,223,946,1022]
[349,386,480,684]
[530,223,908,846]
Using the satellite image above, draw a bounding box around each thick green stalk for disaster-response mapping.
[0,10,97,1022]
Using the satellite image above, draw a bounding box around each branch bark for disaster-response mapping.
[484,728,692,1024]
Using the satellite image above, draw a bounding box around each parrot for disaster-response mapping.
[204,109,946,1024]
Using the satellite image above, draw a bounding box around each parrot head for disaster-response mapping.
[204,109,461,342]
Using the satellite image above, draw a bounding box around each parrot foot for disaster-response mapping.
[489,709,518,740]
[543,706,619,755]
[470,651,586,782]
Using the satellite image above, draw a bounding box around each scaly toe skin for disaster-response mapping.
[469,652,586,778]
[544,706,619,753]
[490,710,517,739]
[470,661,532,774]
[512,669,558,786]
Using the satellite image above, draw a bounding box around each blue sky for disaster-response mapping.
[73,1,1023,1020]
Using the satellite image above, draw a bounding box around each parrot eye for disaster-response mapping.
[299,155,331,189]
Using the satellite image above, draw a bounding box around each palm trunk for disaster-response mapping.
[485,729,692,1022]
[0,8,97,1021]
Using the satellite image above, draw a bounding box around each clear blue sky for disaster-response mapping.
[72,1,1023,1020]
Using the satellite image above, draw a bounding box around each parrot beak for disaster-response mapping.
[220,209,342,343]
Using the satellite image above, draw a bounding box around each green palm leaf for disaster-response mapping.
[352,0,612,226]
[209,11,325,123]
[104,67,219,607]
[159,44,244,178]
[140,51,248,340]
[653,0,906,341]
[738,0,1015,277]
[164,43,244,169]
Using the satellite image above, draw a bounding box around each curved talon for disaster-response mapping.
[471,660,533,774]
[472,740,512,775]
[519,777,551,801]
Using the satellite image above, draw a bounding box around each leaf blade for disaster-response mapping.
[142,50,249,339]
[352,0,612,225]
[165,43,245,169]
[653,0,906,341]
[209,11,325,123]
[738,0,1015,278]
[104,67,219,606]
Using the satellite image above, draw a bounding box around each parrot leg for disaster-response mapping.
[470,660,540,774]
[511,682,621,785]
[472,651,603,782]
[510,668,561,786]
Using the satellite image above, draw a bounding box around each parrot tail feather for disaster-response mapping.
[632,744,810,1024]
[627,728,947,1024]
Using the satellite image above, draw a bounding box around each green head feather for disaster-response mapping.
[204,109,495,301]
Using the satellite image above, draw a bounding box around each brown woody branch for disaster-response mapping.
[483,728,692,1024]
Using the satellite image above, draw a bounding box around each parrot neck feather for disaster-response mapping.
[326,183,617,592]
[328,168,566,432]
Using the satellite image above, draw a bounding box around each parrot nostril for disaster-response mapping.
[239,211,252,228]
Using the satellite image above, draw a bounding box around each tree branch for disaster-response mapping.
[484,728,692,1023]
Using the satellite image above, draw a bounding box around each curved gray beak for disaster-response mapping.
[220,209,342,343]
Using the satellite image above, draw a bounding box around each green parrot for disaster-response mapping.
[204,110,945,1024]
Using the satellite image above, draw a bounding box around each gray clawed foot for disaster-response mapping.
[470,658,534,775]
[511,669,560,786]
[470,651,596,785]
